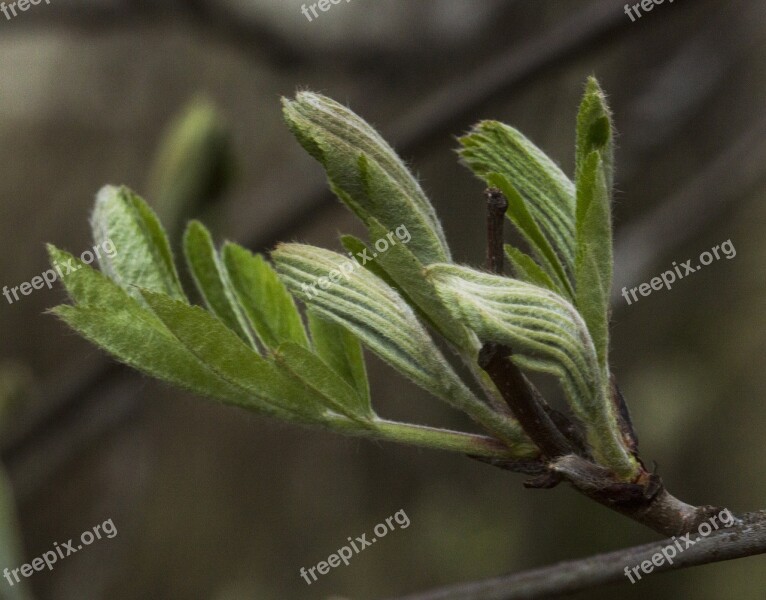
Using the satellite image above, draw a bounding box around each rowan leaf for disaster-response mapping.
[222,242,308,350]
[459,120,576,271]
[45,256,260,412]
[575,152,612,368]
[90,185,186,302]
[307,309,370,410]
[573,78,615,369]
[274,341,373,423]
[271,244,530,450]
[487,172,574,299]
[282,92,450,266]
[141,291,326,423]
[426,264,637,479]
[183,221,254,347]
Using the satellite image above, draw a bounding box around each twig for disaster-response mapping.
[485,188,508,275]
[388,511,766,600]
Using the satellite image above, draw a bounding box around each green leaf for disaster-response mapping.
[183,221,255,347]
[576,77,614,191]
[573,78,615,370]
[272,244,458,398]
[272,243,532,451]
[504,244,558,292]
[282,92,450,266]
[574,152,612,368]
[90,185,186,302]
[340,234,437,330]
[147,99,236,235]
[459,120,576,271]
[487,173,574,299]
[48,246,300,417]
[308,309,370,410]
[141,291,327,423]
[275,341,373,423]
[426,263,637,479]
[222,242,308,350]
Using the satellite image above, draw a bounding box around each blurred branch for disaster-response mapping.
[613,112,766,297]
[391,511,766,600]
[8,0,305,68]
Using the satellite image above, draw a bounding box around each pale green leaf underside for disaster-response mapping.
[282,92,450,266]
[272,244,464,400]
[426,264,636,478]
[272,244,532,451]
[90,185,186,302]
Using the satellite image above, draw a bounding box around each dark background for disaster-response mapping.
[0,1,764,598]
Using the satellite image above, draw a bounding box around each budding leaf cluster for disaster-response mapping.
[47,78,637,478]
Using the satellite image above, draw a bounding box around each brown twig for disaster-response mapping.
[387,511,766,600]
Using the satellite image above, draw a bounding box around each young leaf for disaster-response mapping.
[576,77,614,191]
[272,244,459,398]
[272,244,532,451]
[282,92,450,266]
[574,78,615,369]
[364,218,476,349]
[575,152,612,368]
[504,245,558,292]
[426,263,637,479]
[183,221,255,347]
[222,242,308,350]
[141,291,327,423]
[459,120,576,271]
[90,185,186,302]
[274,341,373,423]
[307,309,370,410]
[45,255,263,412]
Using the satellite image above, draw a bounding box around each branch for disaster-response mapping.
[390,511,766,600]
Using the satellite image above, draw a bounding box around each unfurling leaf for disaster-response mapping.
[282,92,450,266]
[459,120,576,272]
[426,264,638,479]
[140,291,327,423]
[574,78,615,369]
[272,243,532,451]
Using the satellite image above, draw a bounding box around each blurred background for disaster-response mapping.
[0,0,765,598]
